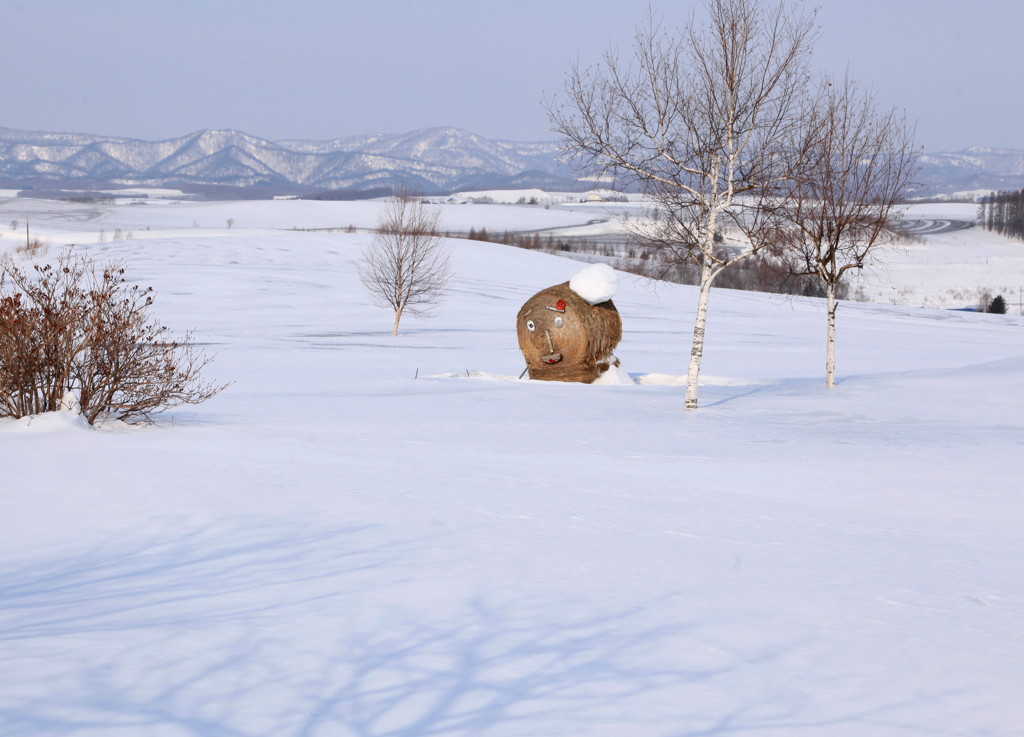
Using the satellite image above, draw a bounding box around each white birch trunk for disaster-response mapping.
[685,262,715,410]
[825,283,837,388]
[392,307,403,336]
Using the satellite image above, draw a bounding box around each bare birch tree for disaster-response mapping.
[778,76,918,387]
[359,193,450,336]
[548,0,817,409]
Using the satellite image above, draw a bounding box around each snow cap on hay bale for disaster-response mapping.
[516,264,622,383]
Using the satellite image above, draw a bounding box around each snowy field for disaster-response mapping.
[3,191,1021,311]
[849,202,1024,310]
[1,194,1023,736]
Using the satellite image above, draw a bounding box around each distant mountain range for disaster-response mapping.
[1,125,1021,199]
[916,148,1024,197]
[0,126,577,197]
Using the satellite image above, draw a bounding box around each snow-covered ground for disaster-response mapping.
[1,195,1023,736]
[847,202,1024,310]
[6,192,1016,311]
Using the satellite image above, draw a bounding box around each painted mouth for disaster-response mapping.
[542,353,562,364]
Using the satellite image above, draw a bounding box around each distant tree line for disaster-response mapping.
[979,189,1024,241]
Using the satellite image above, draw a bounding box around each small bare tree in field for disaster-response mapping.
[549,0,817,409]
[779,76,918,387]
[359,193,450,336]
[0,251,227,424]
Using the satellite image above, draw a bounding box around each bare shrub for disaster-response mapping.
[0,250,228,424]
[14,237,48,259]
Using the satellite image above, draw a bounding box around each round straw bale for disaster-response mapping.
[516,281,622,383]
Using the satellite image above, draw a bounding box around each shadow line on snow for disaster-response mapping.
[0,521,945,737]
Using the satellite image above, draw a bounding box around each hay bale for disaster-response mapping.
[516,281,622,383]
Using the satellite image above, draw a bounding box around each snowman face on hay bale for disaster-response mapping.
[516,264,622,383]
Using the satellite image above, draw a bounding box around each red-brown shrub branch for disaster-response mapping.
[1,251,227,425]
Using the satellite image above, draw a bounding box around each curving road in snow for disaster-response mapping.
[897,218,975,235]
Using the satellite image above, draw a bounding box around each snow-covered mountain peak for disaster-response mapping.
[0,126,571,193]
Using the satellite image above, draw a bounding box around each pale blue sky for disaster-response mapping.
[4,0,1022,151]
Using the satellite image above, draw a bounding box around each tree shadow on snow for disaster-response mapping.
[0,522,943,736]
[698,376,823,409]
[0,521,404,642]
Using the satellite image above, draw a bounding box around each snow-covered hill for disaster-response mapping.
[917,146,1024,196]
[4,125,1024,196]
[1,196,1022,736]
[0,126,574,193]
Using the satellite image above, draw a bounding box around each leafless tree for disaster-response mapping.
[548,0,817,409]
[778,76,918,387]
[359,193,451,336]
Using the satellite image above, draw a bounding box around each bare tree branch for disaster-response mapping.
[777,75,919,387]
[547,0,817,409]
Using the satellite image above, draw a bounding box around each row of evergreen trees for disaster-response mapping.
[978,189,1024,240]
